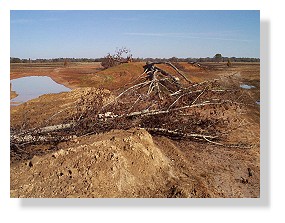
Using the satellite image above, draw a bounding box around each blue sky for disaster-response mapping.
[10,10,260,59]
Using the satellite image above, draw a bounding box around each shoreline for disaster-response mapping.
[10,73,77,90]
[10,62,103,91]
[10,75,73,106]
[10,90,18,100]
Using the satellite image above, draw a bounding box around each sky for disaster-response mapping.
[10,10,260,59]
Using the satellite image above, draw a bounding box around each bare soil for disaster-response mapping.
[10,62,260,198]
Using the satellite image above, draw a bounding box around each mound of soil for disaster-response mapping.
[10,87,114,130]
[11,127,259,198]
[11,128,211,198]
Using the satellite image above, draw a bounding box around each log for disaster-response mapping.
[145,127,217,139]
[147,62,191,83]
[11,123,75,145]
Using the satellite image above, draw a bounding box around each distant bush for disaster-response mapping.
[214,53,223,63]
[227,59,232,67]
[101,47,132,69]
[101,53,120,69]
[10,57,22,63]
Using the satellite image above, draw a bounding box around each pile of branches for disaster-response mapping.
[75,62,252,147]
[11,61,255,158]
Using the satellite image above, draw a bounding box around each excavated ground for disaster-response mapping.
[10,62,260,198]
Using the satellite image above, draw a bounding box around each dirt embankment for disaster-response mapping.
[10,62,260,198]
[10,62,103,90]
[10,62,145,90]
[10,91,18,100]
[11,128,192,198]
[10,127,259,198]
[10,88,113,130]
[10,61,215,91]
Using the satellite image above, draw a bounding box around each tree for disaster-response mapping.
[169,57,178,62]
[101,47,132,69]
[10,57,21,63]
[227,59,232,67]
[214,53,222,63]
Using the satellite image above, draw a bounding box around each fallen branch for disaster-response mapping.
[11,134,73,145]
[145,127,217,139]
[147,62,191,83]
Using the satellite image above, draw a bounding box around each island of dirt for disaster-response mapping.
[10,62,260,198]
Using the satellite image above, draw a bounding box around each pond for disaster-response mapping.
[11,76,71,105]
[240,84,256,89]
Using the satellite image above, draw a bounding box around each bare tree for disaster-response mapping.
[101,47,133,69]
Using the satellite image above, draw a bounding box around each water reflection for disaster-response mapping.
[11,76,70,105]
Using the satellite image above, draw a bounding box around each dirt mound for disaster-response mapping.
[10,128,210,198]
[92,62,145,90]
[10,127,259,198]
[11,87,113,130]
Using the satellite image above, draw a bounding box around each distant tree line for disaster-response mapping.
[10,57,103,63]
[127,57,260,63]
[10,56,260,64]
[194,57,260,63]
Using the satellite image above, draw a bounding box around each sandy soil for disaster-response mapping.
[10,62,260,198]
[10,91,18,100]
[11,127,259,198]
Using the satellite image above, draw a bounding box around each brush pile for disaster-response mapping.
[11,62,254,155]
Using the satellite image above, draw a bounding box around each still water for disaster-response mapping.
[240,84,256,89]
[11,76,70,105]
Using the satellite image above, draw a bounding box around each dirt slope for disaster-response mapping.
[11,127,259,198]
[10,62,145,90]
[11,128,211,198]
[10,87,114,130]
